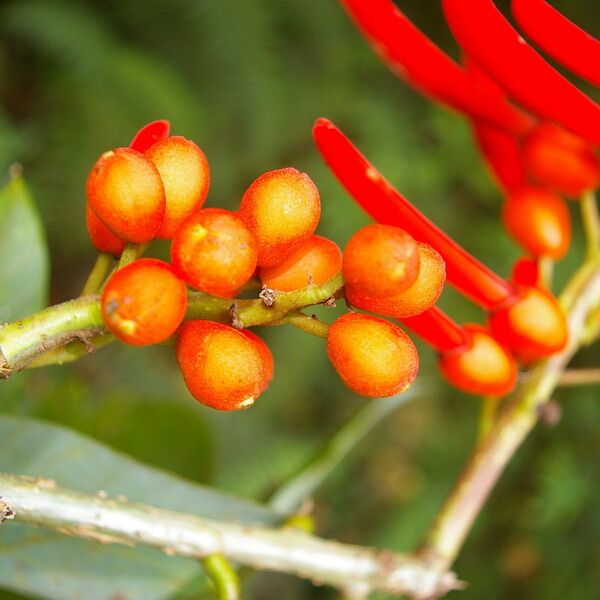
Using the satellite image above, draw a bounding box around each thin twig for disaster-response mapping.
[80,253,113,296]
[417,258,600,575]
[269,390,417,513]
[0,473,462,599]
[557,368,600,387]
[201,554,241,600]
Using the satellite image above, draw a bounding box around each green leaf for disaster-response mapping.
[0,415,279,600]
[0,175,49,323]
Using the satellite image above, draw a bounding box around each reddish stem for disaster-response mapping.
[129,120,171,152]
[338,0,531,135]
[512,0,600,87]
[313,118,516,309]
[441,0,600,146]
[401,307,469,353]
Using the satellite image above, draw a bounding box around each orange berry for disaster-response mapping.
[343,224,420,296]
[239,168,321,268]
[171,208,258,297]
[240,329,275,380]
[259,235,341,291]
[85,202,126,257]
[489,286,568,362]
[346,243,445,318]
[146,136,210,239]
[502,186,571,259]
[438,325,517,396]
[101,258,187,346]
[326,313,418,397]
[87,147,165,243]
[522,122,600,198]
[176,320,272,410]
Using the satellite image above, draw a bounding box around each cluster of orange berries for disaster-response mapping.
[88,122,440,408]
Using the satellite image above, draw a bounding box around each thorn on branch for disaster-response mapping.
[0,498,15,523]
[259,285,277,307]
[537,400,562,427]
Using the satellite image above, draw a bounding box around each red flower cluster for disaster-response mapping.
[313,0,600,393]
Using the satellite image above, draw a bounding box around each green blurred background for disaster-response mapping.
[1,1,599,598]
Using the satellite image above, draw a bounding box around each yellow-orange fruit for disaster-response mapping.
[522,122,600,198]
[176,320,272,410]
[326,313,419,397]
[101,258,187,346]
[489,286,568,363]
[171,208,258,297]
[439,325,518,396]
[259,235,341,291]
[85,202,126,257]
[346,243,445,318]
[502,187,571,259]
[239,168,321,268]
[87,147,165,242]
[241,329,275,380]
[343,224,420,296]
[146,136,210,239]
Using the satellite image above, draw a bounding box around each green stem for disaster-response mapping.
[538,256,554,290]
[117,243,147,269]
[80,253,113,296]
[581,190,600,259]
[201,554,240,600]
[0,275,345,378]
[284,311,330,338]
[476,396,500,443]
[269,388,417,514]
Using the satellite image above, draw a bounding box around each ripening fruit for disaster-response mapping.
[346,243,445,318]
[85,203,126,257]
[502,187,571,259]
[259,235,342,291]
[176,320,272,410]
[241,329,275,381]
[326,313,419,397]
[87,148,165,243]
[342,224,420,296]
[146,136,211,239]
[101,258,187,346]
[239,168,321,268]
[489,286,568,362]
[522,122,600,198]
[171,208,258,297]
[439,325,518,396]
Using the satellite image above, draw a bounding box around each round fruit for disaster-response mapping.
[439,325,517,396]
[502,186,571,259]
[489,286,568,362]
[239,168,321,268]
[146,136,210,239]
[343,224,420,296]
[101,258,187,346]
[129,120,171,153]
[87,147,165,243]
[326,312,419,397]
[522,122,600,198]
[176,320,272,410]
[259,235,342,291]
[85,203,126,257]
[171,208,258,297]
[346,243,445,318]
